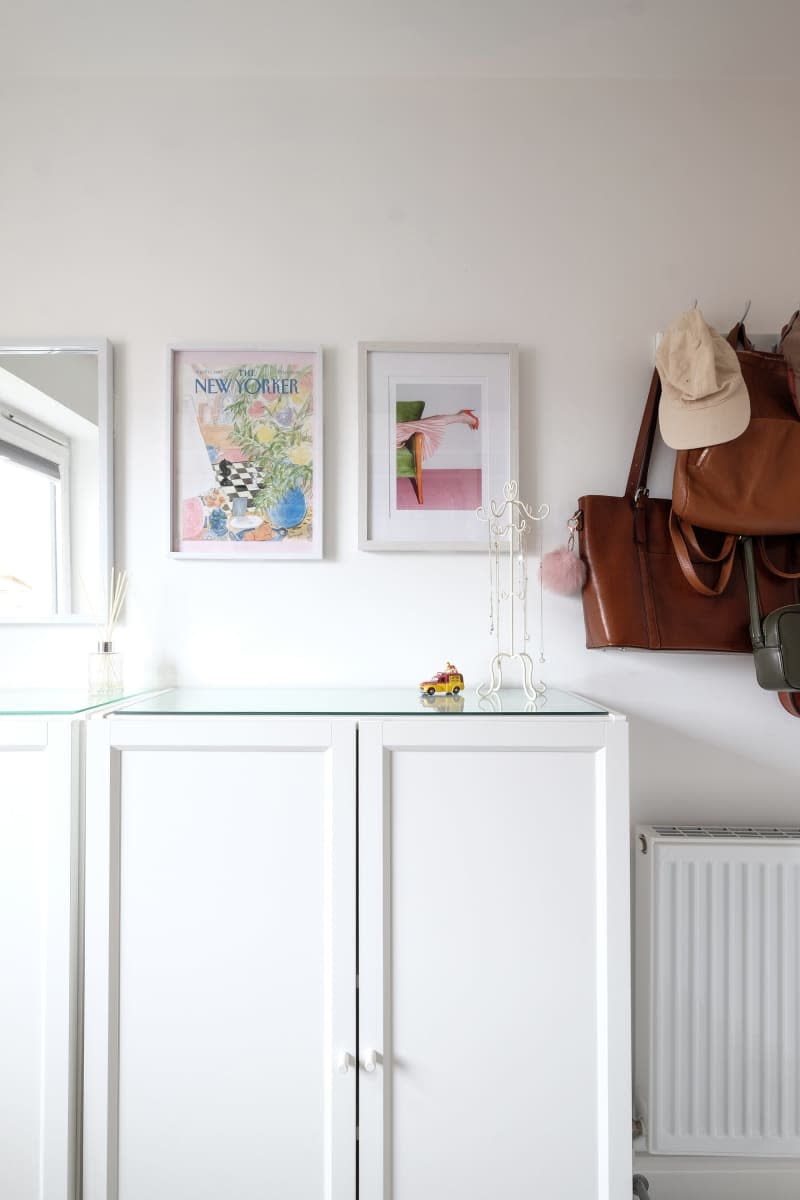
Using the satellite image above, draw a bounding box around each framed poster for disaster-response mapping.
[358,342,518,551]
[169,345,323,559]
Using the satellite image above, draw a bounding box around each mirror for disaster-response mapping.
[0,340,113,622]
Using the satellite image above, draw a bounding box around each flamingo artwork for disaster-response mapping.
[395,407,480,458]
[395,406,482,510]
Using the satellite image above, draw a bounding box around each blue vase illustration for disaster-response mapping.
[208,507,229,538]
[268,487,307,531]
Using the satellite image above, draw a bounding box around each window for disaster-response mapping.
[0,411,71,617]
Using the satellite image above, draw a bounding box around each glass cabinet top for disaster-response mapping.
[115,687,610,717]
[0,688,150,716]
[0,687,611,718]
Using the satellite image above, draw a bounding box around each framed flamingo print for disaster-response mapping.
[358,342,518,551]
[169,345,323,559]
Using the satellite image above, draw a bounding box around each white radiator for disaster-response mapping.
[635,824,800,1156]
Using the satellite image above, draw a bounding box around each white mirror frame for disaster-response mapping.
[0,338,113,623]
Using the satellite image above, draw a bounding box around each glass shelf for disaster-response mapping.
[0,689,151,716]
[116,687,609,718]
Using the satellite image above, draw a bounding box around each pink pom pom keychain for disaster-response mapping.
[541,510,587,595]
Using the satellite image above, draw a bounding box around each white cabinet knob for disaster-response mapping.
[337,1052,355,1074]
[363,1049,381,1073]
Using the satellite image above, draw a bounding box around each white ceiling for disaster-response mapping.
[1,0,798,79]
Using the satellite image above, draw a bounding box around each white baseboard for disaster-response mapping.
[635,1155,800,1199]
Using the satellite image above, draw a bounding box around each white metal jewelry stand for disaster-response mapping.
[476,481,549,701]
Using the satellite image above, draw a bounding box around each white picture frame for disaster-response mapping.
[358,342,518,551]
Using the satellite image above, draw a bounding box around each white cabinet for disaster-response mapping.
[0,717,80,1200]
[83,695,630,1200]
[83,717,356,1200]
[357,716,631,1200]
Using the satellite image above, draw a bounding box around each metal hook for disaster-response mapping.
[739,298,751,325]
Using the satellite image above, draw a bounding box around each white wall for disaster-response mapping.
[2,72,800,1197]
[2,77,800,825]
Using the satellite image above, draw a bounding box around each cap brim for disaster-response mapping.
[659,378,751,451]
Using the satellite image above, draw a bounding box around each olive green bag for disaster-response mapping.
[742,536,800,691]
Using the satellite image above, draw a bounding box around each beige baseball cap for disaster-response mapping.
[656,309,750,450]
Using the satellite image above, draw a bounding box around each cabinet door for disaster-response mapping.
[0,720,79,1200]
[84,716,356,1200]
[358,716,630,1200]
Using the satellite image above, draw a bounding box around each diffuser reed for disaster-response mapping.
[88,567,128,696]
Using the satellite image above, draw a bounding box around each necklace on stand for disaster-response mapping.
[476,481,549,702]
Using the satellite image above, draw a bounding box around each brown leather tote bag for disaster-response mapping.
[579,367,800,651]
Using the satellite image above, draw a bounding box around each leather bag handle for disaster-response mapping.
[677,520,736,564]
[758,538,800,580]
[726,321,755,351]
[668,511,737,596]
[669,520,800,593]
[624,368,661,502]
[779,691,800,716]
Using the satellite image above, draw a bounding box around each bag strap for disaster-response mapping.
[624,368,661,502]
[677,520,735,564]
[779,691,800,716]
[668,511,737,596]
[741,536,765,647]
[758,538,800,580]
[726,321,755,351]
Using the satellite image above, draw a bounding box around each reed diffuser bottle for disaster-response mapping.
[88,568,128,696]
[88,640,124,695]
